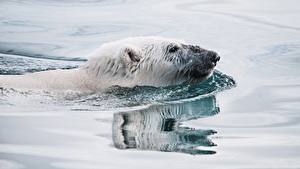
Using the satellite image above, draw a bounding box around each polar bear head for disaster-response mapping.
[86,36,220,88]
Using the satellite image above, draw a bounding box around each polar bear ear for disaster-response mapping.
[122,46,141,63]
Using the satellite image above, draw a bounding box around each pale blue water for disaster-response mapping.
[0,0,300,169]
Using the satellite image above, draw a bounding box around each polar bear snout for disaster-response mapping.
[185,49,220,79]
[207,51,220,66]
[183,45,220,65]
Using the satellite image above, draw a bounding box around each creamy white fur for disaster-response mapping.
[0,36,213,92]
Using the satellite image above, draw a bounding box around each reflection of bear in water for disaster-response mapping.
[0,37,220,91]
[112,96,219,155]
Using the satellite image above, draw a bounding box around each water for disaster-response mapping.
[0,0,300,168]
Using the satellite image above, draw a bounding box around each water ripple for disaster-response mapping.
[0,20,48,33]
[0,42,87,61]
[0,53,82,75]
[7,0,129,7]
[176,1,300,31]
[0,70,235,112]
[76,70,236,108]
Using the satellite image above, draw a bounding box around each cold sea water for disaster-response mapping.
[0,0,300,168]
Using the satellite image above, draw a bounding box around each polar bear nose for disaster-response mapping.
[208,51,220,64]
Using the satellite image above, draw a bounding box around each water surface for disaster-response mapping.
[0,0,300,169]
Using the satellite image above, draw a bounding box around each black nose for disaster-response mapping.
[208,51,220,64]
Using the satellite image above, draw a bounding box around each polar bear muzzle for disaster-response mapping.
[177,44,220,80]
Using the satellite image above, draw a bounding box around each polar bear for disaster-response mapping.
[0,36,220,92]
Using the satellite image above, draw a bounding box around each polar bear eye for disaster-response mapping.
[168,45,179,53]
